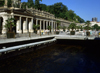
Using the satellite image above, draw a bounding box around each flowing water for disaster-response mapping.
[0,44,100,73]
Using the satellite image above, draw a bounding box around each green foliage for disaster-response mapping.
[80,26,83,31]
[68,23,76,31]
[48,26,51,32]
[28,0,34,8]
[33,24,40,30]
[57,25,61,30]
[92,24,100,31]
[85,21,90,25]
[2,0,85,23]
[40,4,47,11]
[56,20,60,24]
[8,0,12,7]
[62,26,66,31]
[21,2,27,9]
[48,26,51,30]
[35,0,42,10]
[84,26,91,30]
[85,21,91,31]
[0,0,4,7]
[4,18,15,32]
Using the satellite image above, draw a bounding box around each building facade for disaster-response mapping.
[0,0,71,36]
[92,17,97,22]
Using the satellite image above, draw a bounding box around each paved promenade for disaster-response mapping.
[0,34,97,44]
[0,35,55,44]
[0,31,99,44]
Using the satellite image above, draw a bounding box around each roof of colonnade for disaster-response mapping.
[0,7,72,24]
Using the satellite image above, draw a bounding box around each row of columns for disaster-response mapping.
[1,13,59,34]
[16,17,58,34]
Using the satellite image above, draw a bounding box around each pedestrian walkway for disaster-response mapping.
[0,31,99,44]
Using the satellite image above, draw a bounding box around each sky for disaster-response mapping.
[21,0,100,22]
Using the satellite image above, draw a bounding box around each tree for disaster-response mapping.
[0,0,4,7]
[21,2,27,9]
[92,24,100,31]
[35,0,42,10]
[33,24,40,33]
[62,26,66,31]
[68,23,76,31]
[85,21,91,31]
[0,0,12,7]
[56,20,61,30]
[48,26,51,33]
[27,0,34,8]
[8,0,12,7]
[40,4,47,11]
[67,10,75,21]
[4,18,15,32]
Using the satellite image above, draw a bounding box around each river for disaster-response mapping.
[0,43,100,73]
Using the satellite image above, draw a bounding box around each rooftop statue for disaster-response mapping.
[0,0,21,8]
[12,0,21,8]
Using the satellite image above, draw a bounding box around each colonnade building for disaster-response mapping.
[0,5,71,36]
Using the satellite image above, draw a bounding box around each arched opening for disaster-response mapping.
[0,17,3,34]
[41,21,43,30]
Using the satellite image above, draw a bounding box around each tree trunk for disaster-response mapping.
[10,24,12,32]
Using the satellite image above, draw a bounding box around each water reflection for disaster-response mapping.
[0,44,100,73]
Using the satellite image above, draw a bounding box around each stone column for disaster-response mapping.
[54,22,55,32]
[16,17,22,33]
[43,20,45,30]
[36,19,38,25]
[51,20,54,34]
[2,16,8,34]
[19,16,22,33]
[29,18,33,32]
[23,20,26,33]
[56,22,57,31]
[31,18,33,32]
[36,19,38,31]
[26,17,27,29]
[49,21,50,26]
[43,20,45,34]
[46,21,48,30]
[23,17,28,33]
[40,20,41,35]
[40,20,41,30]
[4,0,8,8]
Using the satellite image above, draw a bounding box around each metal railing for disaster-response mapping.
[0,38,56,53]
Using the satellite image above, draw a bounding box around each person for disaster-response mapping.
[42,30,43,35]
[95,31,97,37]
[90,31,92,36]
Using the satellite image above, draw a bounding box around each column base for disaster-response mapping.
[23,30,28,33]
[17,30,22,33]
[37,30,40,34]
[4,5,8,8]
[0,34,7,39]
[43,30,45,34]
[29,29,33,32]
[2,29,7,34]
